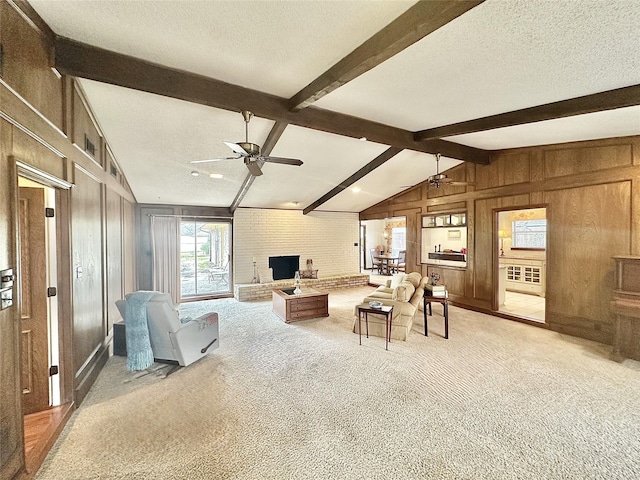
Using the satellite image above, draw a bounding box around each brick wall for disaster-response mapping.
[234,273,370,301]
[234,208,360,284]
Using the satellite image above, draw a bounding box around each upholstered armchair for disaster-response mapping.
[116,292,219,367]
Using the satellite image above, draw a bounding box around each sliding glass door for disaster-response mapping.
[180,220,231,299]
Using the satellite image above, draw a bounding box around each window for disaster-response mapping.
[180,220,231,299]
[512,219,546,249]
[391,227,406,253]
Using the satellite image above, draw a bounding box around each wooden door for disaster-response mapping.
[19,187,49,415]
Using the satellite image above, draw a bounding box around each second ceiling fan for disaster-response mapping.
[427,153,474,188]
[191,110,303,176]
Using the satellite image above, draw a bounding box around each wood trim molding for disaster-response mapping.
[15,160,74,189]
[414,84,640,141]
[0,78,68,142]
[288,0,485,111]
[0,109,65,159]
[303,146,402,214]
[53,37,489,164]
[73,161,101,184]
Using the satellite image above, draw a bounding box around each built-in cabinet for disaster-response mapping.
[611,256,640,362]
[499,258,546,297]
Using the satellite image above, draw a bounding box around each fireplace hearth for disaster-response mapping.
[269,255,300,280]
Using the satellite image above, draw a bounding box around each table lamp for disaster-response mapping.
[498,230,508,256]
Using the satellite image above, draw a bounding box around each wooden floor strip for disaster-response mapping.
[23,403,74,477]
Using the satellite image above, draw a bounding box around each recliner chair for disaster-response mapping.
[116,292,219,367]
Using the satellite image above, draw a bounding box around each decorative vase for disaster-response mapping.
[293,271,301,295]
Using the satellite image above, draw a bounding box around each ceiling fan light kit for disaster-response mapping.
[191,110,303,177]
[427,153,474,188]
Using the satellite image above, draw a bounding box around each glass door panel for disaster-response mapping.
[180,220,231,299]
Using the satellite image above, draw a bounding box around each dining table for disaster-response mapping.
[374,254,400,275]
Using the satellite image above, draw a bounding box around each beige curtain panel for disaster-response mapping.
[151,216,180,304]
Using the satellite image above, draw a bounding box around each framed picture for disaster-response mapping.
[447,229,461,239]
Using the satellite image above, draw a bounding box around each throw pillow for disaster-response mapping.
[392,281,416,302]
[390,273,407,289]
[392,285,407,302]
[405,272,422,288]
[402,281,416,301]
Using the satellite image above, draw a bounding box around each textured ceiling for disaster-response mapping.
[31,0,415,98]
[314,0,640,131]
[29,0,640,212]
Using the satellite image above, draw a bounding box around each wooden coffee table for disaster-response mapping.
[272,288,329,323]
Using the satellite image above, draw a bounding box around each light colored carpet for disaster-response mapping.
[36,286,640,479]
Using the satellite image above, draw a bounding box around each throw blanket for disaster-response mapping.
[124,291,158,371]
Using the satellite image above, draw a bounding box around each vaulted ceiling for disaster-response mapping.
[28,0,640,213]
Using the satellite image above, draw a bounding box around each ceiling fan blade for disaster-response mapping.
[245,159,263,176]
[224,141,249,156]
[262,156,303,166]
[190,156,240,164]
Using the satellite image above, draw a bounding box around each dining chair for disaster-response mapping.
[397,250,406,272]
[370,248,382,273]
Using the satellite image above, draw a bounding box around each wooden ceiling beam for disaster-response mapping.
[303,147,403,214]
[230,121,288,212]
[288,0,485,111]
[414,84,640,141]
[54,37,489,164]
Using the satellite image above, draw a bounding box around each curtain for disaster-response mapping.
[151,216,180,304]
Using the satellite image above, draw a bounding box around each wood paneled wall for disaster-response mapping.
[70,165,104,376]
[0,2,137,477]
[361,136,640,345]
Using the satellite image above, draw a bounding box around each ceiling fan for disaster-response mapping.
[427,153,474,188]
[190,110,303,176]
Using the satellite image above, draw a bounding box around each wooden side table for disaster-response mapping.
[356,304,394,350]
[423,292,449,339]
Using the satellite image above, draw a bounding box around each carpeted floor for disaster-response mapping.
[36,286,640,479]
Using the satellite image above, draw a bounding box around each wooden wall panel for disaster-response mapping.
[72,87,103,167]
[498,152,531,186]
[544,144,632,179]
[544,182,631,343]
[474,198,500,302]
[11,128,65,180]
[427,201,466,213]
[392,207,421,273]
[123,199,136,295]
[71,165,104,376]
[392,187,421,204]
[0,2,63,131]
[499,194,532,210]
[0,4,140,471]
[474,157,501,190]
[427,266,465,296]
[105,187,123,332]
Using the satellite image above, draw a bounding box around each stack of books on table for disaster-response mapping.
[425,284,447,297]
